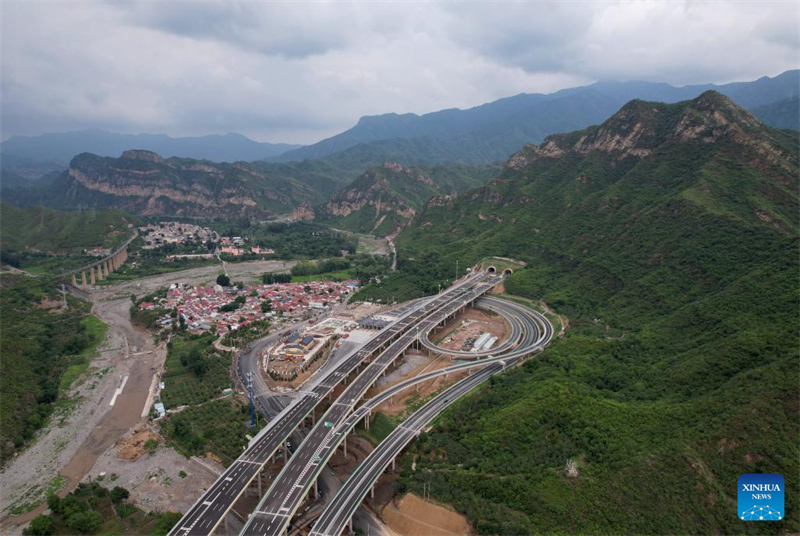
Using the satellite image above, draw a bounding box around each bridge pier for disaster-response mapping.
[348,517,353,534]
[80,271,87,289]
[370,484,375,499]
[71,273,77,287]
[96,264,103,281]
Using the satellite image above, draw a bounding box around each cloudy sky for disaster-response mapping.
[2,1,798,144]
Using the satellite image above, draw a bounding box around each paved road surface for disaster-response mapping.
[311,298,552,536]
[239,276,498,536]
[169,274,492,536]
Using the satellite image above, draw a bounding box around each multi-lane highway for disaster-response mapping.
[310,298,552,536]
[239,276,500,536]
[169,273,495,536]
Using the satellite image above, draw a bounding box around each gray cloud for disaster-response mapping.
[2,1,798,144]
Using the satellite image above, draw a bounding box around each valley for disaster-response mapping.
[0,46,798,536]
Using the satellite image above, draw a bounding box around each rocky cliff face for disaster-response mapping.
[46,150,327,218]
[317,162,449,236]
[409,91,798,239]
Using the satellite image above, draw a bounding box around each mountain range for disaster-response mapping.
[2,150,349,219]
[356,92,799,533]
[0,130,300,165]
[272,70,799,165]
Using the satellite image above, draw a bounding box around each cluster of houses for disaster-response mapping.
[139,222,216,249]
[140,279,360,335]
[219,236,275,256]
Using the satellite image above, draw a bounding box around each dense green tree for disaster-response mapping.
[24,515,54,536]
[110,486,130,503]
[65,510,103,533]
[151,512,183,536]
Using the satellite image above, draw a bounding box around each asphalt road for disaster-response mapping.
[310,298,553,536]
[239,276,499,536]
[169,274,494,536]
[417,296,523,358]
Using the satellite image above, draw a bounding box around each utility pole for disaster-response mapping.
[456,260,459,281]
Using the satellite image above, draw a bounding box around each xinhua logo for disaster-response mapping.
[738,474,784,521]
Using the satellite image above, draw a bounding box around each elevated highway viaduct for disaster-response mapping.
[239,289,538,536]
[169,273,499,536]
[310,299,552,536]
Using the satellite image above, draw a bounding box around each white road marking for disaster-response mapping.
[108,375,129,406]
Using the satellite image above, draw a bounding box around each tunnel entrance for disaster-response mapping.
[503,268,513,276]
[487,266,497,273]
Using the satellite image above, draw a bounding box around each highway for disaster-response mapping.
[239,276,500,536]
[169,273,494,536]
[310,298,553,536]
[417,296,523,358]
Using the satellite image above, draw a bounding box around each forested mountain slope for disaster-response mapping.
[315,162,495,236]
[388,92,799,534]
[0,203,138,254]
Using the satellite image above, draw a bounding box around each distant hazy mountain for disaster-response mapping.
[0,129,301,165]
[272,70,799,164]
[752,95,800,131]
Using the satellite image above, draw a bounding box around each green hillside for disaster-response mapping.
[0,276,103,465]
[316,162,495,236]
[382,92,799,533]
[0,203,137,253]
[2,150,355,219]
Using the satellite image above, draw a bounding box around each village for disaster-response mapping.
[138,279,361,335]
[138,222,218,249]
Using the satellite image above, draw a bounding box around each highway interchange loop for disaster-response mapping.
[169,273,552,536]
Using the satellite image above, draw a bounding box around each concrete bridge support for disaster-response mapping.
[71,273,78,287]
[89,266,96,286]
[80,271,87,289]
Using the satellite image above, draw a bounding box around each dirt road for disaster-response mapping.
[1,260,293,532]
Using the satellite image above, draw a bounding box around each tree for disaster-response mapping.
[46,492,62,515]
[110,486,130,503]
[260,301,272,313]
[151,512,183,536]
[24,515,54,536]
[65,510,103,533]
[216,274,230,287]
